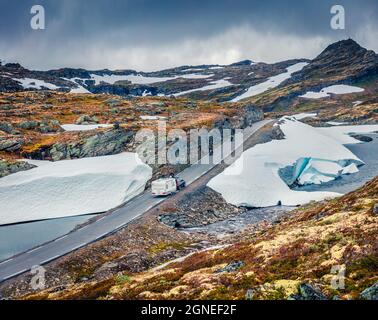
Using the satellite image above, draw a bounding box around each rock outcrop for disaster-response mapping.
[288,283,327,300]
[0,160,36,178]
[360,282,378,300]
[75,115,99,125]
[26,128,134,161]
[0,137,24,152]
[159,187,246,228]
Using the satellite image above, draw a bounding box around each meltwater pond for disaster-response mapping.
[0,214,96,261]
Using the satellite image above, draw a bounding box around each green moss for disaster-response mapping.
[318,216,340,226]
[148,241,189,255]
[262,286,287,300]
[116,274,131,284]
[348,255,378,274]
[205,286,232,300]
[323,233,344,246]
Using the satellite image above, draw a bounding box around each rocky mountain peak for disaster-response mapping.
[295,38,378,82]
[316,39,373,61]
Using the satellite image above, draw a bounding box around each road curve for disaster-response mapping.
[0,119,272,282]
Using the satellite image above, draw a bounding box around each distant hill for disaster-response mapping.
[0,39,377,109]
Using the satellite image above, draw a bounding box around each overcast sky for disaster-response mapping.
[0,0,377,71]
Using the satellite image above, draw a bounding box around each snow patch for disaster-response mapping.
[13,78,59,90]
[231,62,308,102]
[140,115,167,120]
[70,85,91,94]
[61,124,112,131]
[0,153,152,225]
[300,85,365,99]
[174,79,233,97]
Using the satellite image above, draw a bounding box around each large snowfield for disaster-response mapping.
[0,153,152,225]
[231,62,309,102]
[208,118,378,208]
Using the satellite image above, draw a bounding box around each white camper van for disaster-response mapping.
[151,178,177,196]
[151,176,186,197]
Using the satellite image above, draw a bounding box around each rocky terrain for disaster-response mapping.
[0,38,377,300]
[241,39,378,113]
[0,55,308,101]
[5,176,377,300]
[0,91,263,177]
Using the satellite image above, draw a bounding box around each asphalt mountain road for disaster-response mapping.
[0,119,272,282]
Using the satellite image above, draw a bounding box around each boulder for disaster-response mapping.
[0,138,23,152]
[215,261,245,273]
[0,160,36,178]
[288,283,327,300]
[75,115,99,125]
[350,134,373,143]
[372,203,378,216]
[360,282,378,300]
[37,120,62,133]
[0,122,15,134]
[18,121,39,130]
[18,120,61,133]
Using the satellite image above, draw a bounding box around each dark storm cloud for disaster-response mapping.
[0,0,377,70]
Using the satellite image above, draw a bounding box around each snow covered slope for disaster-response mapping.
[231,62,308,102]
[13,77,59,90]
[174,79,233,97]
[0,153,152,225]
[300,85,364,99]
[208,118,378,208]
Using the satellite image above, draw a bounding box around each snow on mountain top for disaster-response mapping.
[208,118,378,208]
[231,62,308,102]
[0,153,152,225]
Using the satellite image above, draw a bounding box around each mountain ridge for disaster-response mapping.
[0,39,377,107]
